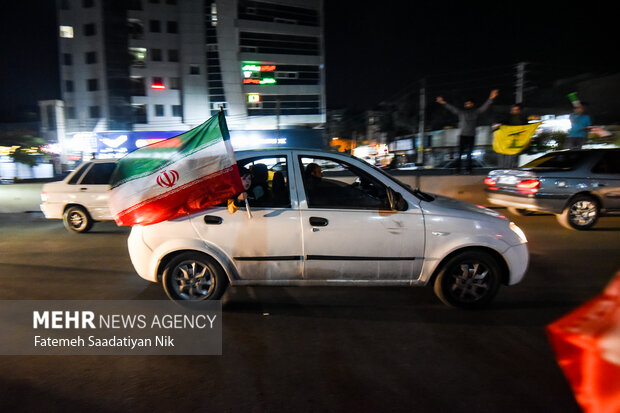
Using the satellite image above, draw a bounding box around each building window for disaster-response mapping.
[154,104,165,117]
[87,78,98,91]
[168,49,179,62]
[89,106,100,118]
[129,47,147,68]
[172,105,182,117]
[82,0,94,8]
[167,21,178,33]
[128,18,144,40]
[151,77,165,89]
[62,53,72,66]
[65,80,74,92]
[84,23,96,36]
[189,65,200,75]
[60,0,71,10]
[128,0,142,10]
[151,48,162,61]
[132,104,147,123]
[85,51,97,64]
[149,20,161,33]
[130,76,146,96]
[169,77,180,90]
[66,107,75,119]
[59,26,74,38]
[239,32,320,55]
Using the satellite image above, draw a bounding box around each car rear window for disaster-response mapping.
[521,151,587,169]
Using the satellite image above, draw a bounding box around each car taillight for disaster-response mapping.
[516,179,540,189]
[484,177,496,186]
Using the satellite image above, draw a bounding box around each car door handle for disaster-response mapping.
[80,187,88,191]
[203,215,223,225]
[309,217,328,227]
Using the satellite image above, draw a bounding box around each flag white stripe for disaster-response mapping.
[109,139,233,216]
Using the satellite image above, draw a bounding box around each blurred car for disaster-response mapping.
[40,159,116,233]
[127,149,529,309]
[485,149,620,230]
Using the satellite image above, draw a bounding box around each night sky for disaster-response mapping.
[0,0,617,122]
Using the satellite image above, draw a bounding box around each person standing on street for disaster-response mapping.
[436,89,499,173]
[566,103,592,150]
[494,103,529,168]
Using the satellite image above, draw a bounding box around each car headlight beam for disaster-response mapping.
[509,222,527,243]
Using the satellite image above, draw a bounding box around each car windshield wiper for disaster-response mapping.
[412,188,435,202]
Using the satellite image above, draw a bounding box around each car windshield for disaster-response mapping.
[521,151,587,170]
[365,159,435,202]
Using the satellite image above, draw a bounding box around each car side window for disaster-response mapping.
[67,163,91,184]
[299,156,390,210]
[591,152,620,174]
[79,162,117,185]
[238,156,290,208]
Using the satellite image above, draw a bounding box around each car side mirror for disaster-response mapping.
[387,187,408,211]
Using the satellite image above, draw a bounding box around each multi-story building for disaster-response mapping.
[44,0,325,158]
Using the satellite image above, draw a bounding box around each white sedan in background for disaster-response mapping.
[40,159,116,233]
[128,149,529,308]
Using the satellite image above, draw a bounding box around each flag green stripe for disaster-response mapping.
[110,113,225,189]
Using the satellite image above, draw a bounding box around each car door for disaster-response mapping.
[295,152,425,282]
[74,162,116,220]
[591,150,620,212]
[190,153,304,281]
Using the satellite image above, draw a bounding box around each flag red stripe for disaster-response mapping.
[114,165,244,226]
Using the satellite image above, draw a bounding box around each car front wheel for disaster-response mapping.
[556,195,599,230]
[63,206,93,233]
[433,250,502,309]
[162,252,228,301]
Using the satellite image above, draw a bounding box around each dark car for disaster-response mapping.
[485,149,620,230]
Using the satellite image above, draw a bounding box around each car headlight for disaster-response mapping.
[509,222,527,243]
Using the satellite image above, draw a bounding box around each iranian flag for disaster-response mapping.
[108,112,244,226]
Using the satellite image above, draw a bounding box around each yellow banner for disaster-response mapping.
[492,122,541,155]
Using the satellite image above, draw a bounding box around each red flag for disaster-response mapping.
[547,271,620,413]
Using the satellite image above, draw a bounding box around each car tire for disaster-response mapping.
[507,207,534,216]
[433,250,502,309]
[63,206,93,233]
[162,252,228,301]
[556,195,599,230]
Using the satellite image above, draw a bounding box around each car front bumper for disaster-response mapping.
[503,243,529,285]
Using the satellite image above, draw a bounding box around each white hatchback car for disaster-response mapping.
[40,159,116,233]
[128,149,529,308]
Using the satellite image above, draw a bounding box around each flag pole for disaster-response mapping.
[244,198,252,219]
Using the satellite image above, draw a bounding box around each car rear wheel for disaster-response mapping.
[162,252,228,301]
[433,250,501,309]
[556,195,599,230]
[63,206,93,233]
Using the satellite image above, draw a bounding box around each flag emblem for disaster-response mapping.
[156,170,179,188]
[108,112,244,226]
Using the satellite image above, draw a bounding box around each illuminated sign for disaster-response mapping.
[151,83,166,90]
[241,62,277,85]
[248,94,260,103]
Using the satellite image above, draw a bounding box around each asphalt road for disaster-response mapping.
[0,211,619,412]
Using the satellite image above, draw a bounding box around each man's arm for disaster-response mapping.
[476,89,499,114]
[436,97,459,115]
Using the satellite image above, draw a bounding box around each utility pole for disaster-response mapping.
[515,62,527,104]
[417,78,426,164]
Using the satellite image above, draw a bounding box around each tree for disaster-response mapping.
[0,130,47,167]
